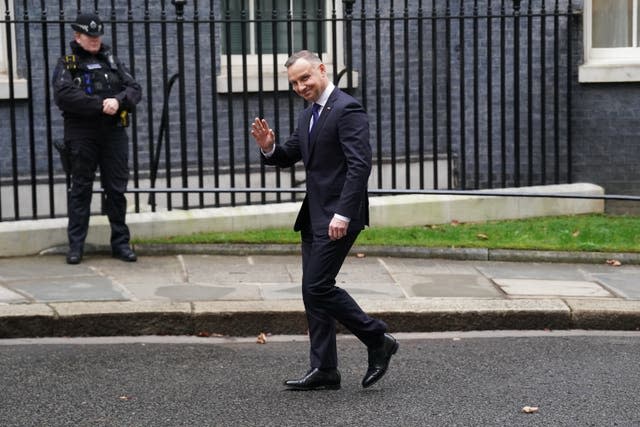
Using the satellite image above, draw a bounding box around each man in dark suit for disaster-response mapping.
[251,50,398,390]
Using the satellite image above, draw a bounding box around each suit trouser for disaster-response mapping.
[67,126,130,251]
[301,228,388,369]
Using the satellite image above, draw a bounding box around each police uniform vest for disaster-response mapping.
[60,49,129,127]
[63,52,122,99]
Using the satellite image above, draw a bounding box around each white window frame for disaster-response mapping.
[0,0,28,99]
[217,0,357,93]
[579,0,640,82]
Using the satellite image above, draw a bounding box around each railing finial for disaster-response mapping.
[172,0,187,17]
[343,0,356,16]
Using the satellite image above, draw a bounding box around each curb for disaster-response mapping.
[2,299,640,339]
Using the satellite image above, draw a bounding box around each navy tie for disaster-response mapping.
[309,103,321,137]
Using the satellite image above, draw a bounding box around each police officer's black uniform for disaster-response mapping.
[52,13,142,264]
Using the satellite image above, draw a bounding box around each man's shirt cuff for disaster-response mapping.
[261,144,276,157]
[333,213,351,223]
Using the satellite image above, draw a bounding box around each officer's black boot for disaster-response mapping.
[105,191,136,262]
[67,176,92,265]
[66,247,83,265]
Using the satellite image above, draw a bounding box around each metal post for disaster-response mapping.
[343,0,355,89]
[566,0,573,184]
[172,0,189,208]
[513,0,521,187]
[4,0,18,219]
[458,1,466,190]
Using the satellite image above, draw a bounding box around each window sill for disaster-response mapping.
[0,75,28,99]
[579,62,640,83]
[216,67,359,93]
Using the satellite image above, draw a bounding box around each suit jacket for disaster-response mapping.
[263,87,372,234]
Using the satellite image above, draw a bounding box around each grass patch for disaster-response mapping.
[134,214,640,253]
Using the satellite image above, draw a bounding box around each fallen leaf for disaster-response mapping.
[476,233,489,240]
[572,230,580,237]
[606,259,622,267]
[196,331,226,338]
[450,220,460,226]
[521,406,539,414]
[256,332,267,344]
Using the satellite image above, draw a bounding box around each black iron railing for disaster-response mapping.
[0,0,588,222]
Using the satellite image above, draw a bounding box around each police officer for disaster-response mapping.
[53,13,142,265]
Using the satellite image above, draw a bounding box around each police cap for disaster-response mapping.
[71,13,104,37]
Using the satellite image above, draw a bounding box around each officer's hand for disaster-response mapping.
[251,117,275,152]
[103,98,120,116]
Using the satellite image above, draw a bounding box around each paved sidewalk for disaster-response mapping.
[2,245,640,338]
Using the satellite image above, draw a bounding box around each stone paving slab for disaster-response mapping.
[393,273,500,298]
[475,262,589,281]
[0,286,29,303]
[0,256,94,280]
[336,257,396,284]
[340,283,406,299]
[494,278,613,297]
[153,283,263,301]
[89,255,187,286]
[6,276,128,303]
[591,273,640,299]
[183,254,296,285]
[259,283,301,300]
[379,258,502,298]
[379,258,483,275]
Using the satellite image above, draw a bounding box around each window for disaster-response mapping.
[217,0,355,93]
[0,0,28,99]
[221,0,325,56]
[580,0,640,82]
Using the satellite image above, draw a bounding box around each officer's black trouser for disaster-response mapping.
[66,125,130,252]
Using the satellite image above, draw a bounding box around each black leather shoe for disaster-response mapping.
[66,250,83,265]
[362,333,399,388]
[112,247,137,262]
[284,368,341,390]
